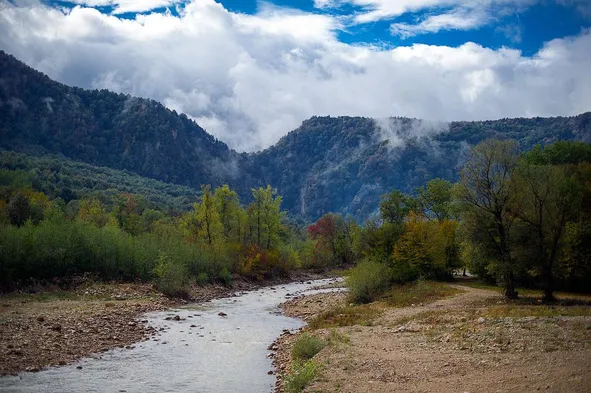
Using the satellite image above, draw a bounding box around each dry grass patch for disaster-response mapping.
[381,280,463,307]
[308,303,385,329]
[483,304,591,318]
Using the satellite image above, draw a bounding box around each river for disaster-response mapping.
[0,278,339,393]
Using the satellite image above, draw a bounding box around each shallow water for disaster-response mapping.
[0,279,340,393]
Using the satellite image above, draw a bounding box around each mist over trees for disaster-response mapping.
[2,51,590,222]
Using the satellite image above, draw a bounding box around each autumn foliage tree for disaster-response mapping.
[308,213,354,267]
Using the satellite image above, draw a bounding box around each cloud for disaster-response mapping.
[319,0,536,29]
[557,0,591,19]
[0,0,590,152]
[390,7,490,38]
[66,0,185,14]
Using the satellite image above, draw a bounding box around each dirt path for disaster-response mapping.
[274,284,591,393]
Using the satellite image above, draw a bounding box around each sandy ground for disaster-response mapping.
[273,285,591,393]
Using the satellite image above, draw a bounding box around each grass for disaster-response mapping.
[308,303,385,329]
[2,291,80,303]
[456,279,591,301]
[483,304,591,318]
[292,334,327,361]
[327,329,350,348]
[308,281,462,329]
[380,280,462,307]
[284,360,320,393]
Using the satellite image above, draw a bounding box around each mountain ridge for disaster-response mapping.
[1,50,590,220]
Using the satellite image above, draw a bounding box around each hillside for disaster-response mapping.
[0,50,253,195]
[0,150,201,212]
[255,114,591,218]
[1,50,590,220]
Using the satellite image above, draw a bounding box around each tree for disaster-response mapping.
[78,198,108,227]
[194,185,223,246]
[416,178,454,222]
[511,163,581,301]
[214,185,244,243]
[380,190,412,225]
[249,186,283,249]
[458,139,520,299]
[308,213,353,266]
[391,213,460,281]
[7,192,30,227]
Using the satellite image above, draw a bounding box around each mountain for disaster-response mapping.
[0,50,253,196]
[1,50,590,220]
[254,114,591,218]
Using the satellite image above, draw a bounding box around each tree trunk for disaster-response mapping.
[504,269,518,299]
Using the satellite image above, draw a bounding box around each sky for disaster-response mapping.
[0,0,590,151]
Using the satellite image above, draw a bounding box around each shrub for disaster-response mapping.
[218,267,232,286]
[291,333,326,361]
[283,360,319,393]
[196,272,209,286]
[346,259,392,303]
[153,252,190,298]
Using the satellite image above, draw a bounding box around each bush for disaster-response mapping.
[153,252,190,298]
[347,260,392,303]
[346,259,392,303]
[291,333,326,361]
[196,272,209,286]
[283,360,319,393]
[218,267,232,286]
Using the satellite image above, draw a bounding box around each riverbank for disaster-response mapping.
[0,271,329,376]
[272,282,591,393]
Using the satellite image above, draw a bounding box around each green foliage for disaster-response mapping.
[249,186,283,249]
[153,252,190,298]
[458,139,521,298]
[346,260,392,303]
[380,190,412,224]
[392,215,460,281]
[291,333,327,361]
[218,267,233,286]
[524,141,591,165]
[283,360,319,393]
[415,178,455,221]
[7,192,29,226]
[0,150,201,213]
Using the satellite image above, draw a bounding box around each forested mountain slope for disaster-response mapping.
[255,114,591,218]
[1,50,590,220]
[0,51,253,195]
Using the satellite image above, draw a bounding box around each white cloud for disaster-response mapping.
[0,0,590,152]
[320,0,536,30]
[390,6,489,38]
[67,0,185,14]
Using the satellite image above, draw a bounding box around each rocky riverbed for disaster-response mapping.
[0,277,341,393]
[0,272,329,377]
